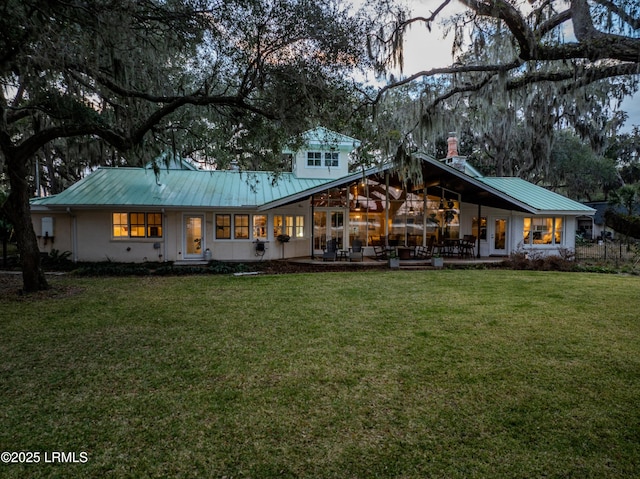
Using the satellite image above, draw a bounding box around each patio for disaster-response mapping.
[290,254,505,269]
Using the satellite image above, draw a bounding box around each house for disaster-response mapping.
[578,202,640,241]
[30,128,595,263]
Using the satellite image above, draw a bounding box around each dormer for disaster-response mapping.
[285,127,360,179]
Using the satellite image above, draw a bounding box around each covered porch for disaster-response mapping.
[261,152,529,260]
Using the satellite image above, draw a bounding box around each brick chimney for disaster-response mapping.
[445,132,466,172]
[447,132,459,158]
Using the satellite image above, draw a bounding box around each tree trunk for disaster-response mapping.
[5,153,49,292]
[2,234,7,268]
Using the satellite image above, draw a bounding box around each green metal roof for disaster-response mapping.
[31,160,595,216]
[30,167,332,208]
[477,177,595,213]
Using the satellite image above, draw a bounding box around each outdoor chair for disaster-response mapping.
[372,244,388,261]
[415,236,436,259]
[460,235,476,258]
[349,239,364,262]
[322,238,338,261]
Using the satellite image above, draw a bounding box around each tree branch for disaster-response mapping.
[591,0,640,30]
[11,94,276,163]
[459,0,538,59]
[373,58,523,103]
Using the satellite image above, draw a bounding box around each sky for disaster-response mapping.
[396,0,640,133]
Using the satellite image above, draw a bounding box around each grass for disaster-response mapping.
[1,270,640,478]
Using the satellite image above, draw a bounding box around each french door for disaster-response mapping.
[184,215,204,259]
[313,210,345,253]
[490,217,508,256]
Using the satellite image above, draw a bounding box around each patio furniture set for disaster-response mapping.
[322,235,477,262]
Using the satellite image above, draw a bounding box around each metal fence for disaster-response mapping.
[574,242,640,263]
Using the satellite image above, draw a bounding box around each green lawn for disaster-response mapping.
[1,270,640,478]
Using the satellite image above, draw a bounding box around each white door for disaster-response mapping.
[184,215,204,259]
[490,217,508,256]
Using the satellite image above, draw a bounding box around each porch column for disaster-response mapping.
[423,187,427,246]
[311,195,315,259]
[477,203,482,258]
[384,172,389,246]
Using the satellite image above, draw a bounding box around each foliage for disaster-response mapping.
[367,0,640,180]
[503,249,577,272]
[546,130,619,201]
[609,126,640,185]
[604,209,640,240]
[0,0,374,291]
[609,184,640,215]
[40,249,73,270]
[2,271,640,477]
[1,0,371,177]
[71,261,250,277]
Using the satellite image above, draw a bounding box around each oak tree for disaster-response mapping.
[368,0,640,176]
[0,0,369,291]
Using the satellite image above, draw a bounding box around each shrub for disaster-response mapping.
[73,263,151,276]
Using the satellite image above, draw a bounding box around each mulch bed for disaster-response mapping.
[0,273,85,302]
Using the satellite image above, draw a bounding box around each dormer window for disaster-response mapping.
[324,152,339,167]
[307,151,339,168]
[307,151,322,166]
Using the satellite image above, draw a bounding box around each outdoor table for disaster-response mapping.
[437,239,461,257]
[397,247,413,260]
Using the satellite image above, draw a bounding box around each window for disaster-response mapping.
[324,151,339,167]
[472,217,487,241]
[147,213,163,237]
[130,213,146,237]
[295,216,304,238]
[234,214,249,239]
[284,215,294,237]
[273,215,304,238]
[307,151,322,167]
[274,215,285,236]
[523,217,563,245]
[216,214,231,239]
[112,212,163,239]
[253,215,267,239]
[112,213,128,238]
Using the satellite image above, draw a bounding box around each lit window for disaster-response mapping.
[307,151,322,167]
[273,215,284,236]
[130,213,146,237]
[285,215,294,237]
[216,214,231,239]
[113,213,128,238]
[253,215,267,239]
[147,213,163,237]
[472,217,487,240]
[112,212,163,239]
[295,216,305,238]
[523,217,563,245]
[234,214,249,239]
